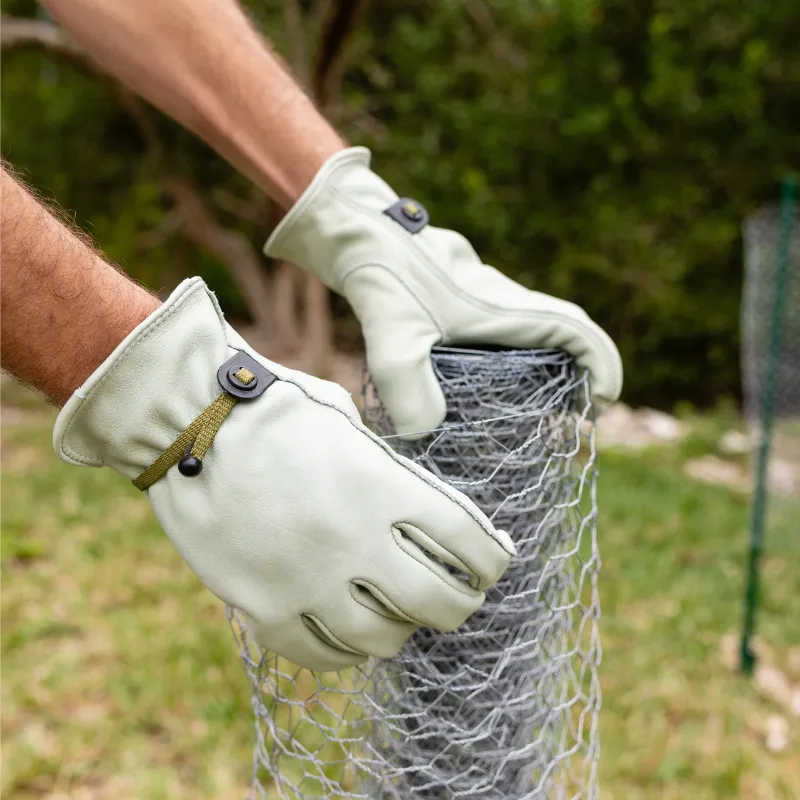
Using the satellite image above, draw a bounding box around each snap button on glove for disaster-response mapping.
[265,147,623,437]
[53,278,515,671]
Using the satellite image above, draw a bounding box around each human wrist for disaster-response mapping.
[203,85,347,208]
[0,165,161,406]
[54,278,222,477]
[51,267,161,406]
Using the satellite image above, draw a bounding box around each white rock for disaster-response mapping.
[765,715,789,753]
[592,403,686,449]
[719,429,754,455]
[683,456,750,492]
[755,663,797,712]
[593,403,644,448]
[638,408,685,442]
[768,458,799,496]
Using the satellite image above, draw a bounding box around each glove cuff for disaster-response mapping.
[264,146,400,293]
[53,278,232,480]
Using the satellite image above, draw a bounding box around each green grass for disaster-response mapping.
[597,448,800,799]
[2,397,799,799]
[2,407,254,798]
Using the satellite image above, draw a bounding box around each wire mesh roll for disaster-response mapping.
[742,205,800,422]
[228,347,601,799]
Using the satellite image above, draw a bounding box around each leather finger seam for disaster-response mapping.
[270,376,514,556]
[390,525,482,598]
[299,613,367,658]
[349,579,424,625]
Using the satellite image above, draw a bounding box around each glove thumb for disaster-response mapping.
[344,267,446,437]
[366,325,446,438]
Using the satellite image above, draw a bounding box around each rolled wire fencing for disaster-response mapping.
[739,181,800,673]
[228,347,601,798]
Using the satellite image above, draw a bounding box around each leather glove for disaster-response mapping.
[265,147,623,436]
[53,278,514,671]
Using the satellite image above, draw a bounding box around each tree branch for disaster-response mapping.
[462,1,527,70]
[0,14,83,57]
[282,0,311,87]
[162,177,274,335]
[313,0,369,111]
[211,188,270,226]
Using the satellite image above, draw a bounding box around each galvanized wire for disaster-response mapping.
[739,193,800,672]
[742,201,800,423]
[228,347,601,799]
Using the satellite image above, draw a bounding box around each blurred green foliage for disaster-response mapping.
[2,0,799,407]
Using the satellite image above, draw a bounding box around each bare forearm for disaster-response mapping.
[0,166,159,405]
[40,0,346,208]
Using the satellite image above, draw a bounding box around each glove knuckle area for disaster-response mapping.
[371,541,485,632]
[391,522,486,593]
[451,305,622,409]
[386,466,515,584]
[154,384,463,669]
[245,612,368,673]
[254,594,414,668]
[473,291,622,402]
[310,601,415,661]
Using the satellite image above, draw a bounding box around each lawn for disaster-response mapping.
[2,390,798,799]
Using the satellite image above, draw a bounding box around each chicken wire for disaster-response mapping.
[741,201,800,521]
[228,346,601,799]
[739,195,799,672]
[742,203,800,424]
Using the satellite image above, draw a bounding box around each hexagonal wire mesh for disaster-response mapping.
[739,198,800,671]
[228,347,601,798]
[742,203,800,432]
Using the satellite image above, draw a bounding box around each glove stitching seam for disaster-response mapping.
[264,148,371,258]
[224,354,510,554]
[300,613,367,658]
[327,187,619,380]
[59,284,213,466]
[341,263,445,338]
[275,375,514,555]
[395,521,477,582]
[390,526,484,598]
[348,580,422,625]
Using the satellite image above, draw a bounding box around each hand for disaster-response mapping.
[266,148,623,436]
[53,278,514,671]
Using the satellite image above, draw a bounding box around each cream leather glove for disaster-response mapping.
[265,147,623,436]
[53,278,514,671]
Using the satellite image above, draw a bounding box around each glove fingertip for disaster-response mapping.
[390,386,447,440]
[368,350,447,439]
[493,528,517,558]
